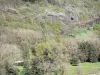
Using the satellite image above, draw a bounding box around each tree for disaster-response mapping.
[88,43,98,63]
[70,55,79,66]
[78,41,98,63]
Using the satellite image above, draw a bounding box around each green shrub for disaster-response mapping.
[50,23,61,35]
[88,43,98,63]
[70,55,79,66]
[78,41,98,63]
[30,59,45,75]
[5,62,18,75]
[93,22,100,31]
[34,40,52,58]
[23,39,66,75]
[78,41,89,62]
[22,59,45,75]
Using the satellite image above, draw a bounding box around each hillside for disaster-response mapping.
[0,0,100,75]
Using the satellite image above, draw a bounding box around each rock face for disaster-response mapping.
[43,7,79,35]
[64,3,79,24]
[44,8,78,25]
[44,9,65,22]
[44,9,65,17]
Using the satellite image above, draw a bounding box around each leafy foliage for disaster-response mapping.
[70,55,79,66]
[34,40,52,58]
[93,22,100,31]
[5,62,18,75]
[78,41,98,63]
[50,23,61,35]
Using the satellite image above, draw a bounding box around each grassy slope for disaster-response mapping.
[64,27,97,42]
[67,62,100,75]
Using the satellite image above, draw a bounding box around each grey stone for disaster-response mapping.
[44,9,65,18]
[44,8,78,25]
[14,61,24,66]
[7,8,18,14]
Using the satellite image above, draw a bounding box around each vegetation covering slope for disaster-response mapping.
[0,0,100,75]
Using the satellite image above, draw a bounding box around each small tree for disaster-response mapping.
[5,62,18,75]
[78,41,98,63]
[88,43,98,63]
[70,54,79,66]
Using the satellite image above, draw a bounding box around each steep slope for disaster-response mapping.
[0,0,100,75]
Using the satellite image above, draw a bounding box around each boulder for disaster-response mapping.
[7,8,18,14]
[14,61,24,66]
[44,9,65,19]
[44,8,78,25]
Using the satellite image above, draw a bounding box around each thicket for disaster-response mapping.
[70,55,79,66]
[21,39,67,75]
[5,62,18,75]
[93,22,100,31]
[78,41,98,63]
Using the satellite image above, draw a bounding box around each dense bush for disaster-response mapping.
[23,59,45,75]
[93,22,100,31]
[78,41,98,63]
[88,43,98,63]
[70,55,79,66]
[78,41,89,62]
[5,62,18,75]
[21,39,67,75]
[50,23,61,35]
